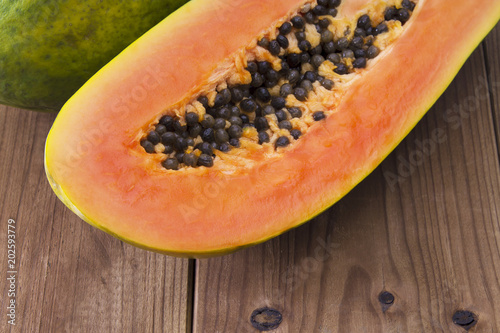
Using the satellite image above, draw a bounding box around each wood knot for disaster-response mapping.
[250,307,283,331]
[378,291,395,305]
[452,310,477,331]
[378,291,395,312]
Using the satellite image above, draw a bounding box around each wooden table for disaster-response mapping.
[1,23,499,333]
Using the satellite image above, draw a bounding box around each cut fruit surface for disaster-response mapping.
[141,0,410,172]
[45,0,500,257]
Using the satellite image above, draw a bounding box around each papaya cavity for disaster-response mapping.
[140,0,417,171]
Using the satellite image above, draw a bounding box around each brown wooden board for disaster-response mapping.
[0,108,192,332]
[484,24,500,154]
[193,26,500,333]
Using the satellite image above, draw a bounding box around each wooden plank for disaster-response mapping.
[0,107,192,333]
[483,24,500,152]
[193,36,500,332]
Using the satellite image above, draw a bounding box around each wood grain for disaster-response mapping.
[193,28,500,332]
[484,24,500,153]
[0,107,192,333]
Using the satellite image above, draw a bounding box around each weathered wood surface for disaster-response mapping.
[484,23,500,152]
[0,22,498,333]
[0,109,192,332]
[193,24,500,333]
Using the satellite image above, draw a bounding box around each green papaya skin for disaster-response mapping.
[0,0,187,112]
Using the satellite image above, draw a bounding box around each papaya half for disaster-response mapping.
[0,0,187,112]
[45,0,500,257]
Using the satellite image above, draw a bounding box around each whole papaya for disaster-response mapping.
[0,0,188,111]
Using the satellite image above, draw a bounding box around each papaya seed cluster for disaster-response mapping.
[141,0,416,170]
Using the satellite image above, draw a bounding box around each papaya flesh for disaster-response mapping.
[45,0,500,257]
[0,0,187,112]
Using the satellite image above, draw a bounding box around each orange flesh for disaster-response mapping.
[45,0,500,256]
